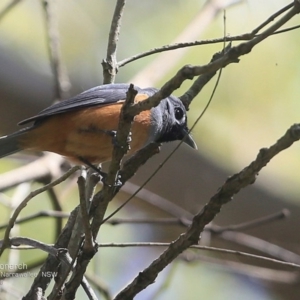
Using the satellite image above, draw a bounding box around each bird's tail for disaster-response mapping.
[0,128,30,159]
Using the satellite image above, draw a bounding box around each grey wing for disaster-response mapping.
[18,84,157,125]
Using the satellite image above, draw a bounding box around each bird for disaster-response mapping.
[0,83,197,166]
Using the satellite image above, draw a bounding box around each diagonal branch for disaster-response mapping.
[114,123,300,299]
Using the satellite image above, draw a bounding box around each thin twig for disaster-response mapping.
[0,210,69,230]
[81,277,99,300]
[122,181,193,219]
[102,0,126,84]
[99,143,161,225]
[220,231,300,264]
[108,217,188,226]
[251,2,294,35]
[85,273,112,300]
[47,187,64,239]
[98,242,300,269]
[180,252,299,284]
[42,0,71,100]
[179,44,231,109]
[1,237,56,255]
[77,175,95,254]
[211,209,290,233]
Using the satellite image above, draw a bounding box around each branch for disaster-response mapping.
[0,237,59,257]
[179,43,231,109]
[220,231,300,264]
[23,206,80,299]
[1,238,98,300]
[102,0,126,84]
[92,142,160,225]
[84,273,112,300]
[0,210,70,230]
[47,187,64,239]
[78,174,94,252]
[98,242,300,269]
[114,123,300,299]
[211,209,290,233]
[181,252,299,284]
[42,0,71,100]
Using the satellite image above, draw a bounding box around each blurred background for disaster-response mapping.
[0,0,300,299]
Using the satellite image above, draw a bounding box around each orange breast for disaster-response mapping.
[19,103,152,164]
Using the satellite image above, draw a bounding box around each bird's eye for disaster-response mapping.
[174,107,184,120]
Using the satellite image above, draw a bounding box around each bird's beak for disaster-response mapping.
[182,129,198,150]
